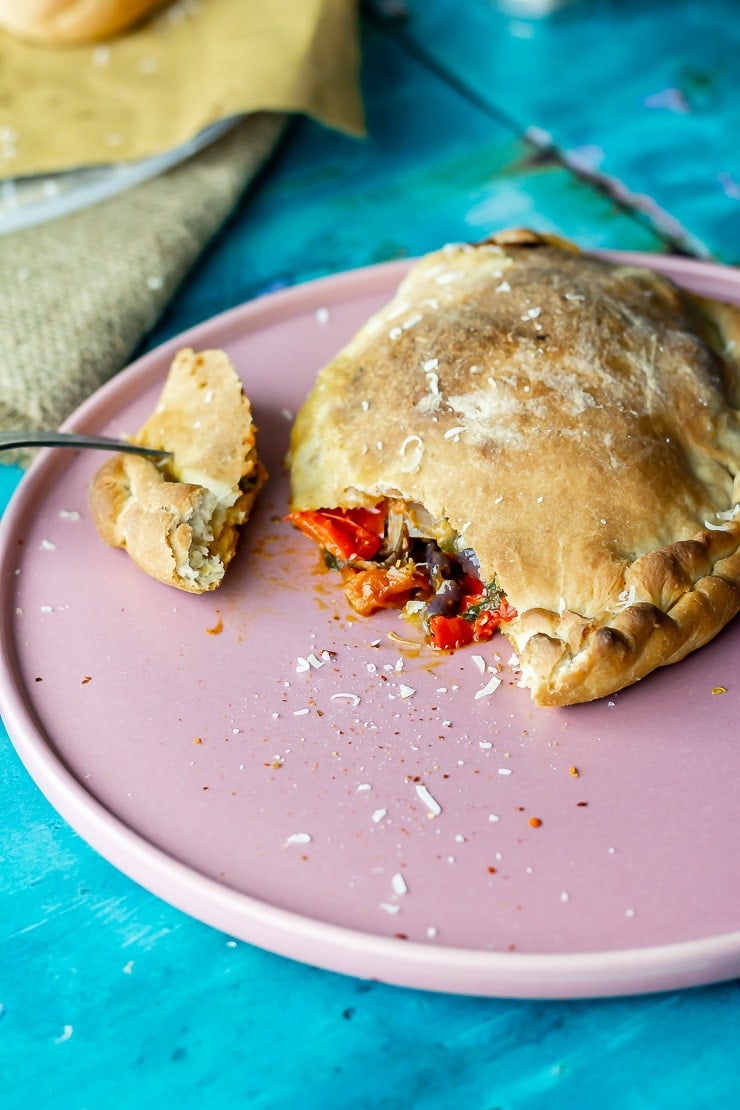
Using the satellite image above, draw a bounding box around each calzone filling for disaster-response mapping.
[287,500,517,650]
[286,229,740,706]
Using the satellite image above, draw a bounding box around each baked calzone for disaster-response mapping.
[287,230,740,706]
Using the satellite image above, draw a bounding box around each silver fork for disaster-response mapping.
[0,430,172,459]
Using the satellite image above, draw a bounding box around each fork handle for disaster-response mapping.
[0,431,172,459]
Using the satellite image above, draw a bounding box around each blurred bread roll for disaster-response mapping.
[0,0,166,44]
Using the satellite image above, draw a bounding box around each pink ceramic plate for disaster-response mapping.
[1,254,739,1000]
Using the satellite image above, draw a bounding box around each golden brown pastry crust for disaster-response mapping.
[0,0,164,43]
[89,347,266,593]
[289,230,740,705]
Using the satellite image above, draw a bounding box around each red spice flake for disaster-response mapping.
[394,933,409,941]
[487,866,497,874]
[34,676,43,682]
[81,675,92,685]
[528,817,542,828]
[576,801,589,807]
[206,614,224,636]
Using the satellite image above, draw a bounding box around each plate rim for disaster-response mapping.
[2,249,740,999]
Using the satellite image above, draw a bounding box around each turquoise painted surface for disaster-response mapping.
[145,16,661,348]
[2,5,740,1107]
[389,0,740,260]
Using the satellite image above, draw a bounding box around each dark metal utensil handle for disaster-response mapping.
[0,431,172,459]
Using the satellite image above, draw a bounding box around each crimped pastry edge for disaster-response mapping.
[508,519,740,705]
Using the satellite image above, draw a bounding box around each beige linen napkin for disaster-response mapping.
[0,113,286,467]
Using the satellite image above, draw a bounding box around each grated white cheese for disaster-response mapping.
[398,684,416,699]
[391,873,408,895]
[443,426,466,440]
[379,902,401,915]
[284,832,312,846]
[372,808,387,823]
[330,692,361,707]
[399,434,424,472]
[423,358,439,372]
[609,584,637,612]
[315,306,330,324]
[415,783,441,816]
[471,654,486,674]
[475,675,501,700]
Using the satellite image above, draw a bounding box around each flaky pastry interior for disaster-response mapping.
[89,347,266,593]
[288,230,740,706]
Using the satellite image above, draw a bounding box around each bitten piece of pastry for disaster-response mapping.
[89,347,267,593]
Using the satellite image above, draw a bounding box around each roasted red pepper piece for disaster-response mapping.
[470,596,518,641]
[343,561,430,616]
[429,614,475,650]
[287,507,384,561]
